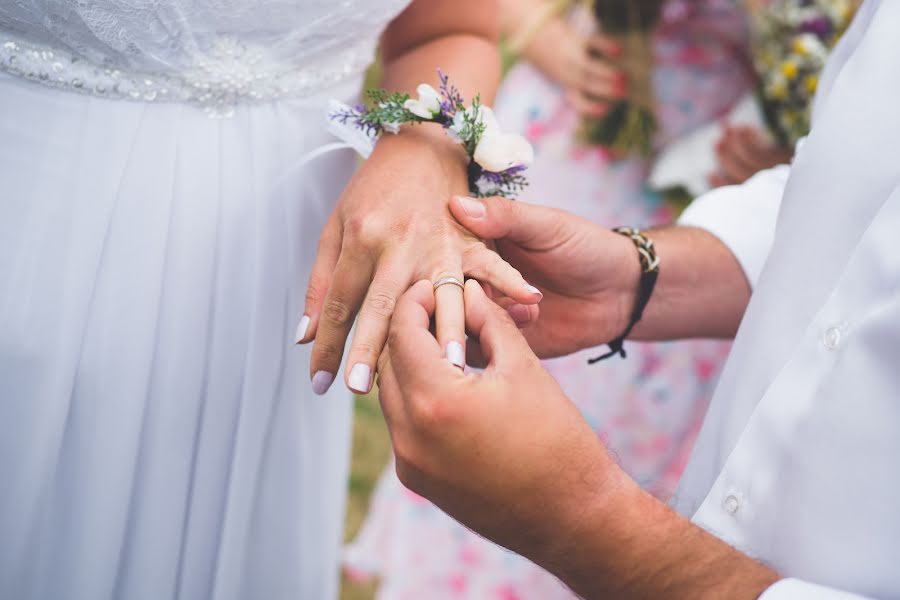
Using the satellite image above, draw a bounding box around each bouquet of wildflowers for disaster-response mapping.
[329,70,533,198]
[750,0,857,146]
[579,0,664,156]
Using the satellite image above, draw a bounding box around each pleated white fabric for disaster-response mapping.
[0,71,361,599]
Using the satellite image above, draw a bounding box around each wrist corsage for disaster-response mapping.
[328,70,533,198]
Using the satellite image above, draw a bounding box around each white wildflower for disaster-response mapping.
[403,83,443,119]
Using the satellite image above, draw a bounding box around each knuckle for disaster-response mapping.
[314,340,344,364]
[364,290,397,319]
[344,216,383,251]
[352,340,381,360]
[409,391,459,433]
[305,282,325,308]
[322,298,354,327]
[408,397,437,430]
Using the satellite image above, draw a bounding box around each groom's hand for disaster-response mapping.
[376,279,625,569]
[378,279,781,600]
[449,195,640,359]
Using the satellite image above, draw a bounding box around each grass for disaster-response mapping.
[340,392,393,600]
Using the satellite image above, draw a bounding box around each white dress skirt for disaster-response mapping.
[0,62,360,600]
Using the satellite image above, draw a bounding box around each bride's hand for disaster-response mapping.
[448,194,639,360]
[297,129,543,395]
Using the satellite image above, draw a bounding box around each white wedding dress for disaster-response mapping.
[0,1,408,598]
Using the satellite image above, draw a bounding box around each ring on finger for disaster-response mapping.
[433,276,465,291]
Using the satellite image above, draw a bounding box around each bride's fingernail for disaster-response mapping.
[446,341,465,369]
[312,371,334,396]
[456,196,486,218]
[348,363,372,394]
[294,315,310,344]
[524,283,543,298]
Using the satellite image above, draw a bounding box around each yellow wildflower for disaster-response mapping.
[804,74,819,94]
[781,59,799,80]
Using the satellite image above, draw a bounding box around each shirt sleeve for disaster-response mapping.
[677,164,790,289]
[760,578,874,599]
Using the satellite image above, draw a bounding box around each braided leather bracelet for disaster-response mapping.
[589,227,660,363]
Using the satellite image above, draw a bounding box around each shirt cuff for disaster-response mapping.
[677,164,790,288]
[760,578,872,599]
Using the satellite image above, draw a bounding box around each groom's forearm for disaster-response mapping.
[549,482,780,599]
[626,225,752,341]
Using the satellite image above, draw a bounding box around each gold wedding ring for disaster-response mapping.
[432,276,465,291]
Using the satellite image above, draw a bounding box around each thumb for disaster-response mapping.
[463,279,535,371]
[450,195,561,248]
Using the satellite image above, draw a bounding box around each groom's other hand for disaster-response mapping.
[449,195,752,358]
[450,194,639,359]
[377,279,617,574]
[378,280,780,600]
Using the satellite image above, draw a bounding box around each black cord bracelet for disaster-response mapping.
[588,227,660,364]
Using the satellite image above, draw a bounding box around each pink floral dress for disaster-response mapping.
[345,2,754,598]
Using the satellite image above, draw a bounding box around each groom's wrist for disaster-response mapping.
[611,230,643,341]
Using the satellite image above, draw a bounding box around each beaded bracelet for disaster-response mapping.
[589,227,660,363]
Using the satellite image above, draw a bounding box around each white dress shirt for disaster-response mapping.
[675,1,900,597]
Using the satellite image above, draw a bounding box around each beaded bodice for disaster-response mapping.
[0,1,410,112]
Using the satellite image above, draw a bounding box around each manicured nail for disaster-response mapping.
[456,196,486,218]
[446,341,465,369]
[524,283,543,298]
[294,315,310,344]
[348,363,372,393]
[312,371,334,396]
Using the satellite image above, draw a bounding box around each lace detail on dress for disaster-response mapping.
[0,0,411,113]
[0,30,377,115]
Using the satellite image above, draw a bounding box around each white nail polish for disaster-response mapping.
[446,341,465,369]
[312,371,334,396]
[348,363,372,393]
[294,315,310,343]
[524,283,543,297]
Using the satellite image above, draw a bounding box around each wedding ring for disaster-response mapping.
[432,276,465,291]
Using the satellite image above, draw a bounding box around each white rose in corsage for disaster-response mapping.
[328,70,532,198]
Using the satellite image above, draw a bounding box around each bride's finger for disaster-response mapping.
[297,215,342,344]
[309,252,373,395]
[463,246,543,306]
[432,269,467,369]
[344,259,409,394]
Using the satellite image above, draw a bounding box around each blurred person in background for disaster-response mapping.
[651,0,858,193]
[344,1,756,598]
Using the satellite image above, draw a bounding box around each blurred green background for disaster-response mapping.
[340,392,391,600]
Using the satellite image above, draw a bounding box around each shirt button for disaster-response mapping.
[723,494,740,515]
[823,326,842,349]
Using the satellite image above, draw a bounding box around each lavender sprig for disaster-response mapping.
[474,165,530,199]
[330,102,383,137]
[438,69,465,117]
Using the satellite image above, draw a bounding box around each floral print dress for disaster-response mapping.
[344,2,754,598]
